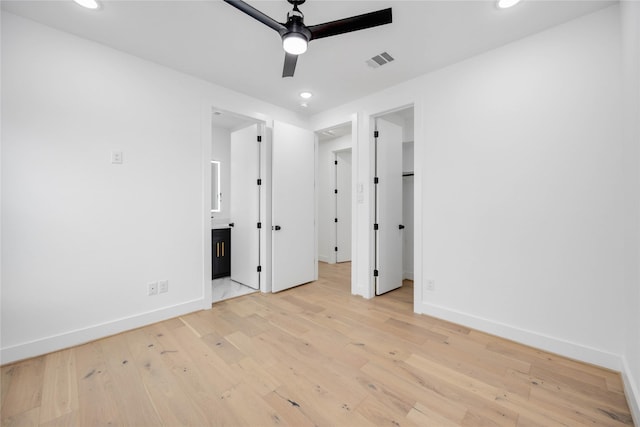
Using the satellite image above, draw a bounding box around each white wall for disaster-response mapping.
[0,12,307,363]
[420,5,627,369]
[317,134,351,263]
[620,0,640,422]
[211,127,231,225]
[312,6,632,376]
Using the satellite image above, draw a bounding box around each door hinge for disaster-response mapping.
[257,265,262,272]
[334,246,338,252]
[374,130,379,138]
[373,223,379,230]
[257,135,262,142]
[374,177,379,184]
[257,179,262,185]
[257,222,262,229]
[373,269,379,277]
[334,160,338,165]
[334,189,338,194]
[334,218,338,223]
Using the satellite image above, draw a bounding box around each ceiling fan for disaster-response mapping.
[223,0,392,78]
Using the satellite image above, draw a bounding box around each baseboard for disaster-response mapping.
[415,301,622,371]
[622,356,640,426]
[318,255,331,263]
[1,298,205,365]
[404,271,414,281]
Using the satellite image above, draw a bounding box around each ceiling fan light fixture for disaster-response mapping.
[282,33,308,55]
[73,0,100,9]
[223,0,392,77]
[497,0,522,9]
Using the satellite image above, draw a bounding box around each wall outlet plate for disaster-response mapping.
[427,279,435,291]
[159,280,169,294]
[111,151,123,164]
[148,282,158,296]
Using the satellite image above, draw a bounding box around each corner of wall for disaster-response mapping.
[1,299,204,365]
[415,301,623,371]
[622,355,640,426]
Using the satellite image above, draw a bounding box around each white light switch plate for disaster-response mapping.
[111,151,123,164]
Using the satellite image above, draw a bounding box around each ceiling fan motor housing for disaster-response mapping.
[280,14,311,45]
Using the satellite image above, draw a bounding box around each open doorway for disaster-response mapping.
[210,109,265,303]
[316,122,353,288]
[372,106,415,296]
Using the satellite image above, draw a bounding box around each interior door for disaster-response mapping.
[336,150,352,263]
[272,121,316,292]
[230,124,260,290]
[375,118,403,295]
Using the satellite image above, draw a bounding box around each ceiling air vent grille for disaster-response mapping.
[366,52,394,69]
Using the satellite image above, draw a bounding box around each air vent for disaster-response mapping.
[366,52,394,69]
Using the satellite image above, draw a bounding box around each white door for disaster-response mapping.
[336,150,352,263]
[375,118,403,295]
[272,121,316,292]
[230,124,260,290]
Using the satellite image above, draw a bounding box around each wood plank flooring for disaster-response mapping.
[1,262,634,426]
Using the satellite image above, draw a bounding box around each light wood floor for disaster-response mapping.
[1,262,634,426]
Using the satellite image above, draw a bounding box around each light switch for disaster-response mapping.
[111,151,123,164]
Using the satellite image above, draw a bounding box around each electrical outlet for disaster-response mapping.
[427,279,435,292]
[159,280,169,294]
[148,282,158,296]
[111,151,123,164]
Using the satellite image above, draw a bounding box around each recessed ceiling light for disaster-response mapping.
[497,0,522,9]
[300,102,309,108]
[73,0,100,9]
[299,91,313,99]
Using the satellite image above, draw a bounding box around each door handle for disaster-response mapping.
[229,223,234,227]
[399,224,405,230]
[274,225,282,231]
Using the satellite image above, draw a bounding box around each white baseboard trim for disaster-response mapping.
[403,271,414,281]
[1,298,205,365]
[318,255,331,263]
[415,301,622,371]
[622,356,640,426]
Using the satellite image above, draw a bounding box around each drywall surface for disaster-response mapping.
[312,6,630,371]
[419,5,626,368]
[0,13,306,363]
[620,0,640,421]
[211,127,231,224]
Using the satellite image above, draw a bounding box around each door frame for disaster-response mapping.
[367,105,418,300]
[314,118,358,290]
[202,106,272,307]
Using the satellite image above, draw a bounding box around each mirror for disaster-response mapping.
[211,160,221,213]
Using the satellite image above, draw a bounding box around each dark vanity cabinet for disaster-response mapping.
[212,228,231,279]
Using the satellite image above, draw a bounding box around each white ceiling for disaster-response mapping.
[2,0,614,115]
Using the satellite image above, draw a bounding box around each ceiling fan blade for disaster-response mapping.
[223,0,286,33]
[308,8,392,40]
[282,52,298,78]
